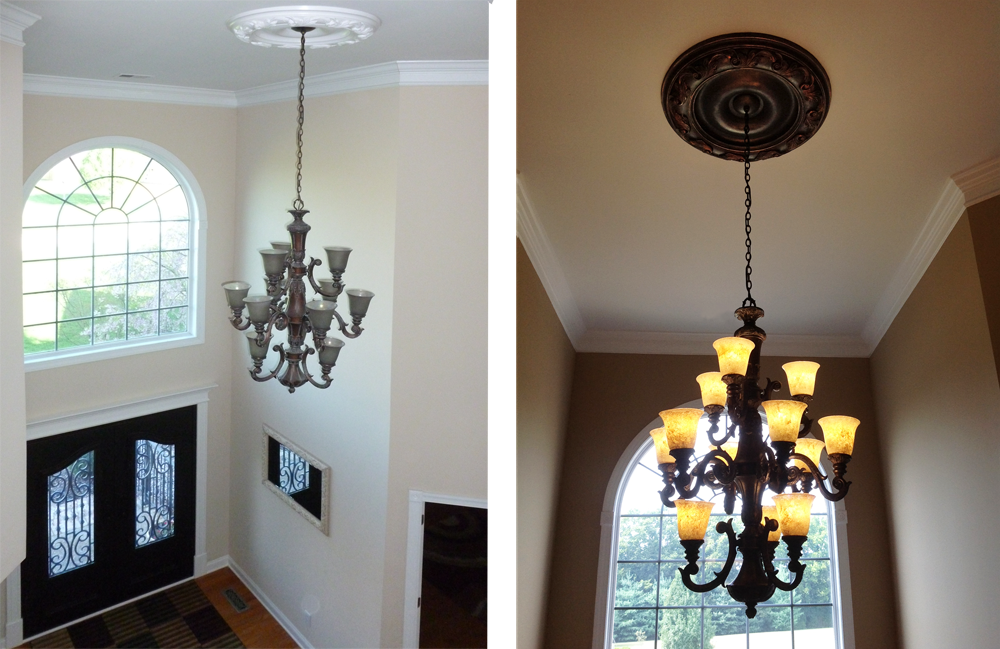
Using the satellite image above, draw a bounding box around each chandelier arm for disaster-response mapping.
[658,464,678,508]
[763,549,806,592]
[762,378,781,402]
[706,413,736,446]
[305,258,336,299]
[330,305,364,339]
[250,344,286,382]
[674,451,735,500]
[256,311,287,347]
[679,519,739,593]
[228,312,253,331]
[301,347,333,389]
[789,453,850,501]
[764,444,793,493]
[798,412,814,438]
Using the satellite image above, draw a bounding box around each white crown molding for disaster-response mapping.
[23,74,239,107]
[22,61,487,108]
[236,60,487,106]
[577,329,870,358]
[0,1,40,47]
[516,177,586,345]
[954,156,1000,207]
[861,177,967,352]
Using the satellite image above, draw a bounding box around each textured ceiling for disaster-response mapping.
[12,0,487,90]
[518,0,1000,355]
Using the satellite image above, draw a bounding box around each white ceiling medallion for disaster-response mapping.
[227,6,381,49]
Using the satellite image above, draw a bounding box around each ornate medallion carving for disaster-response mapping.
[662,33,831,161]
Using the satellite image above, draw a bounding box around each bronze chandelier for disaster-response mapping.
[651,33,859,618]
[222,27,374,393]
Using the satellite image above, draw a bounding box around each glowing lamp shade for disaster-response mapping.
[713,337,756,376]
[761,400,808,443]
[793,438,826,472]
[649,427,676,464]
[818,415,860,456]
[676,500,715,540]
[658,408,704,450]
[782,361,821,397]
[696,372,727,408]
[713,442,739,461]
[773,493,815,537]
[761,505,781,542]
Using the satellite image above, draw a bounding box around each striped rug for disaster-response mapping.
[23,580,243,648]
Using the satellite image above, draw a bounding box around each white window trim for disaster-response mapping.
[402,490,487,648]
[4,385,216,647]
[592,399,856,649]
[21,136,208,371]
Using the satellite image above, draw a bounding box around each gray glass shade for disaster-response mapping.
[260,249,287,276]
[306,300,337,330]
[243,295,272,324]
[318,279,337,296]
[245,331,269,360]
[346,289,374,317]
[324,246,352,273]
[269,241,292,253]
[222,281,251,308]
[319,338,345,366]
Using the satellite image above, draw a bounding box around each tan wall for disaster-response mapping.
[0,40,28,579]
[543,351,898,649]
[516,240,575,649]
[380,85,488,647]
[870,211,1000,648]
[20,95,238,566]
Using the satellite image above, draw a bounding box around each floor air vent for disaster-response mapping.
[223,588,249,612]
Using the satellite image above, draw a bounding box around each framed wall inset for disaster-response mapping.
[261,424,330,535]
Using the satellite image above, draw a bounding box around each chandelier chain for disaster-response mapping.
[293,29,306,211]
[742,107,755,308]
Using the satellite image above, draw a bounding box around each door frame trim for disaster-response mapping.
[5,385,216,647]
[402,490,487,649]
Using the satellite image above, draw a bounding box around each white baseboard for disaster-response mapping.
[228,558,312,649]
[205,555,230,574]
[4,617,22,649]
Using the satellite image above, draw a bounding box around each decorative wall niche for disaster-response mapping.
[262,424,330,535]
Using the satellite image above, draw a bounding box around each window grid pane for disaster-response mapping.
[611,429,840,649]
[23,147,192,356]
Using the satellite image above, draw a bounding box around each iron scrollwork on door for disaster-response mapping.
[278,444,311,495]
[135,440,176,547]
[47,451,95,576]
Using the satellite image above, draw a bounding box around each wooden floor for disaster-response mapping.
[16,567,297,649]
[195,567,298,649]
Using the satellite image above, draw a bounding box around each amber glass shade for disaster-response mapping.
[782,361,820,397]
[658,408,703,450]
[773,493,815,537]
[649,427,676,464]
[761,400,808,443]
[793,438,826,472]
[713,337,756,376]
[676,500,715,540]
[818,415,860,456]
[713,442,739,461]
[761,505,781,542]
[696,372,727,407]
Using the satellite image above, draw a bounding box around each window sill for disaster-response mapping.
[24,332,203,372]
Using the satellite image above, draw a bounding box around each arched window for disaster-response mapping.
[595,405,855,649]
[22,138,206,369]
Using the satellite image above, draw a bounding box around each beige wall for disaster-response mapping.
[541,351,898,648]
[870,211,1000,649]
[21,94,238,565]
[380,86,488,647]
[0,39,28,579]
[229,90,398,649]
[516,239,575,649]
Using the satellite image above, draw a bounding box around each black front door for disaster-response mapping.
[22,406,196,637]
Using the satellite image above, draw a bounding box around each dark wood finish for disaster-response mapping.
[662,33,831,161]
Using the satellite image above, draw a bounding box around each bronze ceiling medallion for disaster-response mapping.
[661,33,830,161]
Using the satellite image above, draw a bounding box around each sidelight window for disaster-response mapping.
[47,451,95,577]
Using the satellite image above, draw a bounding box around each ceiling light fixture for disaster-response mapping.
[223,8,380,393]
[652,33,859,618]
